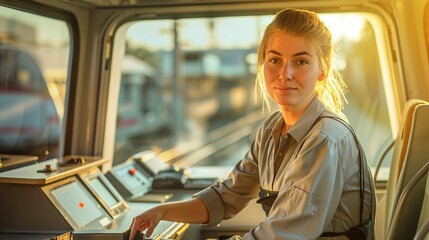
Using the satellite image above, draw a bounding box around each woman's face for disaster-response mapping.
[263,32,324,112]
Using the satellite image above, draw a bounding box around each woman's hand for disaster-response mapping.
[128,197,209,240]
[129,205,164,240]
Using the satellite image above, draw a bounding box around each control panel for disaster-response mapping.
[106,151,221,205]
[105,160,152,200]
[0,155,193,240]
[0,156,118,231]
[42,176,113,230]
[80,168,129,219]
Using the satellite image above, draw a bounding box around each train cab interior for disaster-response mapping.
[0,0,429,239]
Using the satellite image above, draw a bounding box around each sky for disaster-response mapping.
[125,14,365,51]
[126,16,272,50]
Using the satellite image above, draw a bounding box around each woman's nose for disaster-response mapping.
[279,63,294,81]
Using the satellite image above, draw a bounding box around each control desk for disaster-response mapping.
[0,152,265,240]
[107,151,266,240]
[0,156,189,240]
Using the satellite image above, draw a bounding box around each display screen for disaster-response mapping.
[51,181,104,228]
[89,177,119,208]
[115,164,150,195]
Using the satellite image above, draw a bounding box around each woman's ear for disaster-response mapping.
[317,71,325,81]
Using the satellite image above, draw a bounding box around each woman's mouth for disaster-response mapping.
[275,86,297,92]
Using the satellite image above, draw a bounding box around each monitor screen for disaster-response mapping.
[115,163,151,194]
[50,180,104,229]
[89,177,119,208]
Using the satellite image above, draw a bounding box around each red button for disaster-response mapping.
[129,168,136,175]
[79,202,85,208]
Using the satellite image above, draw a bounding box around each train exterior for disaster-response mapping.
[0,0,428,239]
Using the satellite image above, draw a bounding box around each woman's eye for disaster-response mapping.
[268,58,280,64]
[295,59,309,65]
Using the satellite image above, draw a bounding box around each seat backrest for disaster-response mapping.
[386,160,429,239]
[414,219,429,240]
[415,168,429,240]
[385,102,429,239]
[379,100,426,237]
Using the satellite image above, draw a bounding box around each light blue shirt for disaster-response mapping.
[194,98,375,239]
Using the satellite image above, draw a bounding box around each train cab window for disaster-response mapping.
[108,12,395,180]
[0,6,70,160]
[110,17,264,166]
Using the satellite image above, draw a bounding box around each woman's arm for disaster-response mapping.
[128,197,208,240]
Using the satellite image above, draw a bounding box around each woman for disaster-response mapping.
[129,8,375,240]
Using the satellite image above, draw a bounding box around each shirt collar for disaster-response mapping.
[287,97,325,143]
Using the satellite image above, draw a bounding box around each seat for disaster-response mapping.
[374,99,427,239]
[384,102,429,239]
[414,168,429,240]
[414,219,429,240]
[386,160,429,239]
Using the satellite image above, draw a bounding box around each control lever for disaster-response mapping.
[123,229,145,240]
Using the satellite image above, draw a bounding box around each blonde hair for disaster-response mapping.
[256,8,347,115]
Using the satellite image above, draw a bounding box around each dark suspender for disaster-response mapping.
[256,115,373,240]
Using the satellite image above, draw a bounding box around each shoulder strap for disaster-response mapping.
[315,115,367,223]
[316,116,374,240]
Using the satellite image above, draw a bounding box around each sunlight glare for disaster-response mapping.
[321,14,365,42]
